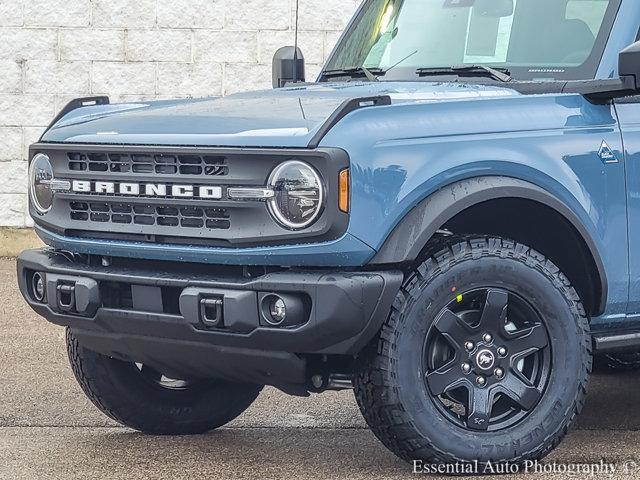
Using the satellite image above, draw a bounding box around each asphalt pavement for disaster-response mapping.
[2,257,640,479]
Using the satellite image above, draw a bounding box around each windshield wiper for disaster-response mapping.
[416,65,512,83]
[321,51,420,83]
[321,66,384,82]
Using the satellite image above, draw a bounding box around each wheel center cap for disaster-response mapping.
[475,349,495,370]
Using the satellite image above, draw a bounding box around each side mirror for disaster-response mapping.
[570,40,640,102]
[619,41,640,90]
[272,46,305,88]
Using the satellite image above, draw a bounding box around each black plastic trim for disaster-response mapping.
[307,95,392,148]
[370,176,608,316]
[40,96,110,141]
[18,248,403,355]
[593,330,640,353]
[451,77,637,104]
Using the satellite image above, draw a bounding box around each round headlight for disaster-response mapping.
[29,153,54,214]
[268,161,324,230]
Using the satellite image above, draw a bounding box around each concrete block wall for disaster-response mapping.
[0,0,361,227]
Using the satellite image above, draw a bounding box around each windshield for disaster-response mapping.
[323,0,622,81]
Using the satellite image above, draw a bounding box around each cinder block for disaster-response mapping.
[24,0,91,27]
[0,28,57,62]
[0,161,27,193]
[60,29,126,61]
[225,0,290,30]
[298,0,360,31]
[24,61,90,95]
[127,30,192,62]
[0,193,26,227]
[194,31,257,63]
[157,0,224,29]
[223,63,271,95]
[92,0,156,28]
[157,62,223,97]
[92,62,156,96]
[0,94,55,127]
[0,127,23,161]
[0,60,22,94]
[0,1,23,27]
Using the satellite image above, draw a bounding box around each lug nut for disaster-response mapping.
[461,362,471,374]
[476,376,486,387]
[483,333,493,343]
[465,341,475,351]
[494,368,505,379]
[498,347,508,357]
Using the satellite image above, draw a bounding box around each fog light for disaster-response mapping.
[268,297,287,325]
[32,272,46,302]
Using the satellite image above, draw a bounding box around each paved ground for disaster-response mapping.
[3,258,640,479]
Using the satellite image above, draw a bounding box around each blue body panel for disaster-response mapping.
[36,226,375,267]
[321,93,628,323]
[615,102,640,319]
[32,0,640,326]
[41,83,519,147]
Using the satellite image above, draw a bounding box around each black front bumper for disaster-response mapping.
[17,249,403,391]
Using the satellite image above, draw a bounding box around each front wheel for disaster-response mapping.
[355,237,591,466]
[67,329,263,434]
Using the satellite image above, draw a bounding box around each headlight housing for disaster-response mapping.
[29,153,55,214]
[268,160,324,230]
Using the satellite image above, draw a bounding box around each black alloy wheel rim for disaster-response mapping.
[423,288,552,432]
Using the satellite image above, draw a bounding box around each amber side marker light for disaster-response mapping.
[339,169,350,213]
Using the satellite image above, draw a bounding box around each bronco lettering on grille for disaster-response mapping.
[70,180,223,199]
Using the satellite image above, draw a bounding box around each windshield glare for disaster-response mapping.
[324,0,621,81]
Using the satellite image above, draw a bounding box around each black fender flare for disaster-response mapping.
[369,176,608,314]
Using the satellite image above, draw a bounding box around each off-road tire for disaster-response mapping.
[354,236,591,466]
[67,328,263,434]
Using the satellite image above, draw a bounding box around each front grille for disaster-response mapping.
[68,152,228,177]
[69,201,231,230]
[31,143,346,247]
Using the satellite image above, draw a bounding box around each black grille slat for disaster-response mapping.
[206,219,231,229]
[71,211,88,221]
[134,215,154,225]
[90,212,109,222]
[65,149,233,233]
[181,218,204,228]
[67,151,229,177]
[69,202,231,230]
[112,214,132,224]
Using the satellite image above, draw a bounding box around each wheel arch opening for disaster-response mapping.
[439,197,604,317]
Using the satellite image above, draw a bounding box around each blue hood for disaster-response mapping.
[42,82,520,148]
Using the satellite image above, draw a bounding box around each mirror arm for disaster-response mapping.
[565,76,638,104]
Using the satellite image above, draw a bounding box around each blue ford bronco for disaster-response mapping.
[17,0,640,469]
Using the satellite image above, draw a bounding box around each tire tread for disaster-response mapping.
[354,236,592,464]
